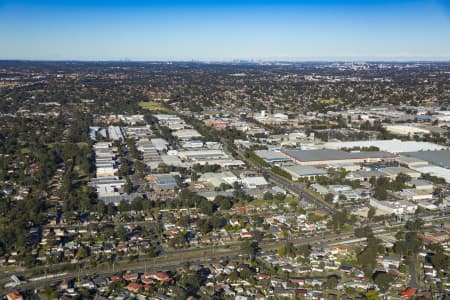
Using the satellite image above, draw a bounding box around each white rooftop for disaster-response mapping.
[324,139,446,154]
[411,165,450,183]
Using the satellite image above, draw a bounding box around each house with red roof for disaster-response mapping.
[111,275,123,283]
[141,277,155,285]
[400,287,416,298]
[144,271,172,283]
[123,272,139,282]
[127,282,142,293]
[6,292,23,300]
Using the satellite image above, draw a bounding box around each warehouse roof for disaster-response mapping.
[411,165,450,183]
[403,150,450,169]
[379,166,421,178]
[254,150,291,163]
[324,139,445,154]
[283,165,327,177]
[396,155,428,166]
[282,149,394,163]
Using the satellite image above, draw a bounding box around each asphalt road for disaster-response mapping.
[234,148,335,213]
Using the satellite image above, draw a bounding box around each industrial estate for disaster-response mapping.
[0,61,449,300]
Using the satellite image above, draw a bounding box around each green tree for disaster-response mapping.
[373,272,393,293]
[240,240,260,259]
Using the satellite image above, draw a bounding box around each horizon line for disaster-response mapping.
[1,58,450,63]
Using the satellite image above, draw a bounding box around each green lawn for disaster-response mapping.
[138,101,171,113]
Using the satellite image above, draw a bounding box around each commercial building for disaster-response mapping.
[172,129,202,140]
[173,149,244,168]
[403,150,450,169]
[107,125,126,141]
[89,176,126,198]
[411,165,450,183]
[369,199,417,215]
[240,172,269,189]
[281,165,327,181]
[396,155,429,168]
[126,126,153,139]
[93,142,117,177]
[384,125,430,136]
[282,149,395,166]
[198,171,239,188]
[119,114,145,125]
[151,138,169,152]
[408,179,434,191]
[400,189,433,201]
[378,166,421,179]
[89,141,135,203]
[327,162,361,172]
[145,174,177,190]
[180,140,204,149]
[136,138,163,169]
[345,170,386,181]
[323,139,445,154]
[254,150,292,164]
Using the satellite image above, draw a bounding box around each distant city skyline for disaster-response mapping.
[1,0,450,61]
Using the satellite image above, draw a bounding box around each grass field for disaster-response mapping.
[138,101,170,113]
[319,98,342,105]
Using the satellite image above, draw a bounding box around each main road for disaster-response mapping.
[233,147,335,214]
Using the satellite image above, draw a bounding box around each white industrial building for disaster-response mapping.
[282,149,395,166]
[384,125,430,136]
[369,199,417,215]
[323,139,445,154]
[254,150,292,164]
[281,165,328,180]
[119,114,145,125]
[107,125,126,141]
[198,171,239,188]
[411,165,450,183]
[396,156,429,168]
[240,172,269,189]
[172,129,202,140]
[93,142,117,177]
[151,138,169,152]
[136,138,163,169]
[400,189,433,201]
[378,166,421,179]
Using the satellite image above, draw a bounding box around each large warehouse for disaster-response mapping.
[323,139,446,154]
[282,149,395,166]
[253,150,292,164]
[403,150,450,169]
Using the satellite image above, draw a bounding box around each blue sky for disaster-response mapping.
[0,0,449,60]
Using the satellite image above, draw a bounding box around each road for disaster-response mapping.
[233,148,335,213]
[408,257,420,289]
[263,170,335,213]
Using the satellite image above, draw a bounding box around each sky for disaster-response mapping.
[0,0,450,61]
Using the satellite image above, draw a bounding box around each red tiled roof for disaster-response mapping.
[400,287,417,298]
[141,277,155,285]
[111,275,123,283]
[127,282,142,293]
[6,292,23,300]
[123,272,139,281]
[144,271,171,282]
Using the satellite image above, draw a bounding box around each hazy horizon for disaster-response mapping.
[1,0,450,61]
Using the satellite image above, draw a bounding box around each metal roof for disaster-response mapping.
[403,150,450,169]
[282,149,394,162]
